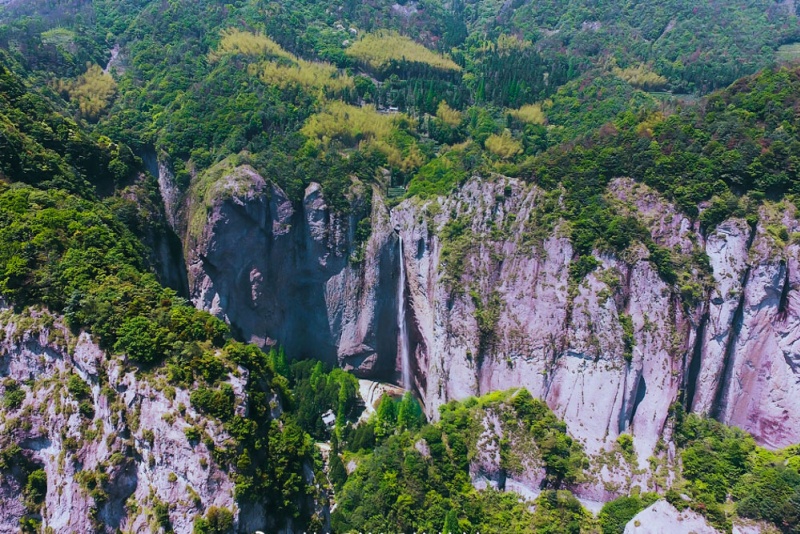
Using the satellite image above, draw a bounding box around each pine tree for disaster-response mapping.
[443,510,460,534]
[397,392,423,430]
[375,394,397,437]
[328,452,347,492]
[268,346,289,377]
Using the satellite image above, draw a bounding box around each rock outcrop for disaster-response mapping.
[623,501,779,534]
[184,165,800,475]
[0,307,300,533]
[623,500,719,534]
[185,158,400,379]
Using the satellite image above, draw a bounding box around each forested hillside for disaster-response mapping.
[2,0,799,199]
[0,0,800,532]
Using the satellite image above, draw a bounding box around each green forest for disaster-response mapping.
[1,0,800,532]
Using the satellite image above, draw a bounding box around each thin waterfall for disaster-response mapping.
[398,237,411,390]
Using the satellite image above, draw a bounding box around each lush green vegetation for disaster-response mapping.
[3,0,795,217]
[0,50,137,195]
[329,393,800,533]
[0,0,782,199]
[288,359,361,440]
[1,0,800,531]
[672,407,800,532]
[331,389,591,533]
[490,0,800,93]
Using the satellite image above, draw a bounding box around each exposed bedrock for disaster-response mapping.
[184,166,800,459]
[0,310,299,533]
[185,164,400,381]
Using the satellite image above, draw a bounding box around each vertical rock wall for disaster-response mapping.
[185,164,400,380]
[0,312,261,533]
[184,166,800,459]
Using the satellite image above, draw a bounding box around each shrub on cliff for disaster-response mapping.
[114,316,167,364]
[532,490,595,533]
[599,496,652,534]
[190,384,235,421]
[193,506,234,534]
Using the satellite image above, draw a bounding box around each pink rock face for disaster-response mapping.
[388,176,800,458]
[690,218,751,416]
[186,166,800,474]
[713,211,800,449]
[389,178,684,465]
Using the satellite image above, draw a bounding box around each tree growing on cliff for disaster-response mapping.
[193,506,234,534]
[397,392,424,430]
[375,393,397,438]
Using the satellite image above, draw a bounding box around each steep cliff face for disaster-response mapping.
[185,166,800,463]
[391,176,800,457]
[136,151,190,297]
[0,307,299,533]
[708,208,800,449]
[184,160,400,379]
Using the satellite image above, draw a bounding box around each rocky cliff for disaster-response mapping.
[0,305,308,533]
[184,157,400,378]
[623,500,779,534]
[392,175,800,461]
[184,165,800,482]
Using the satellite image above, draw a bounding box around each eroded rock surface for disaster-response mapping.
[624,500,718,534]
[0,309,298,533]
[185,162,399,379]
[184,167,800,496]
